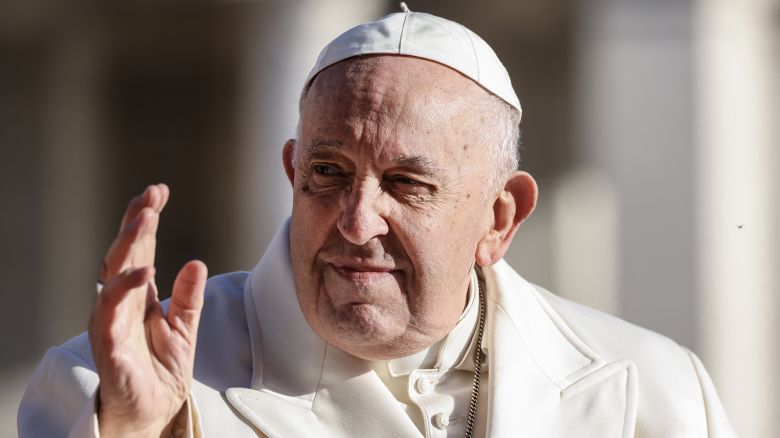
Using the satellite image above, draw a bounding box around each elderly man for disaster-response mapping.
[20,9,734,438]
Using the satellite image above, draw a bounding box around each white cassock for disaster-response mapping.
[19,219,736,437]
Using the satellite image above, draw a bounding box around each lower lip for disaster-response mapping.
[332,266,395,282]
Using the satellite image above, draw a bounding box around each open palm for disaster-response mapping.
[88,184,206,437]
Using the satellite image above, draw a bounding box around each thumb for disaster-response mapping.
[167,260,207,339]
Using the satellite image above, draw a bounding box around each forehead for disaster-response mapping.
[299,56,489,160]
[303,55,475,112]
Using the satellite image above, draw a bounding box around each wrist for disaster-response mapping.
[98,414,168,438]
[96,390,181,438]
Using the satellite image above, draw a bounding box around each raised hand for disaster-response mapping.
[88,184,207,437]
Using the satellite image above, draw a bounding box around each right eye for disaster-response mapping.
[309,164,349,190]
[312,164,341,176]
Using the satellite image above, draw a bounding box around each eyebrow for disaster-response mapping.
[392,155,444,177]
[304,138,344,154]
[302,138,445,177]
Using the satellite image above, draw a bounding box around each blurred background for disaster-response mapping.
[1,0,777,435]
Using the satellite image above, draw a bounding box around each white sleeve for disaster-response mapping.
[18,345,99,438]
[68,393,100,438]
[18,344,199,438]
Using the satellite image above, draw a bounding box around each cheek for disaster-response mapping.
[289,200,333,305]
[291,194,338,251]
[399,204,486,309]
[403,206,484,266]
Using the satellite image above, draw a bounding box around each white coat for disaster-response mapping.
[19,220,736,437]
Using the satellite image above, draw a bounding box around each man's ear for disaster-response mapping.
[282,139,296,185]
[475,171,538,267]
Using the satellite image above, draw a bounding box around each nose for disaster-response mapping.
[337,186,389,245]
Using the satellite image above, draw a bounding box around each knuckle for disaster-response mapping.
[138,207,156,221]
[118,219,140,242]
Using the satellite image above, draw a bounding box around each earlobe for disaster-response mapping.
[475,171,538,266]
[282,139,296,185]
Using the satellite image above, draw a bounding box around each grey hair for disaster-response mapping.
[483,94,522,191]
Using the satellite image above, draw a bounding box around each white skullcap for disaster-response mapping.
[303,9,522,114]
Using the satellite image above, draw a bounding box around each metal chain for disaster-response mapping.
[464,281,486,438]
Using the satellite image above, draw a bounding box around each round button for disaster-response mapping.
[432,413,449,430]
[415,377,433,394]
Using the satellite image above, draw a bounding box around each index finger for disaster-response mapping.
[118,184,170,231]
[100,184,169,283]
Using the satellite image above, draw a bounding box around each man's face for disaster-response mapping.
[287,56,498,360]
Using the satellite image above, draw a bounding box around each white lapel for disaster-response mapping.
[482,260,638,437]
[226,220,420,438]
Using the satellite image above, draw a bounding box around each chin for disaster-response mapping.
[323,303,406,355]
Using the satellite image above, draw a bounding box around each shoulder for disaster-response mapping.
[487,260,694,370]
[533,285,736,435]
[486,260,735,435]
[535,284,691,367]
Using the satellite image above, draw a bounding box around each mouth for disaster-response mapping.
[330,263,397,283]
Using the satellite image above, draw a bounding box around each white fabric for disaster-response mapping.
[19,219,736,437]
[304,11,522,113]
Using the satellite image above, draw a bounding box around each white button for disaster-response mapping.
[432,413,449,430]
[415,377,434,394]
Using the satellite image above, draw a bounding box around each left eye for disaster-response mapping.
[393,176,419,186]
[388,176,432,196]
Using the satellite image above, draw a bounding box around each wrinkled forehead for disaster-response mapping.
[305,55,480,94]
[300,55,490,140]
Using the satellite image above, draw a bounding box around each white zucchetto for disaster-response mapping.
[303,9,522,115]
